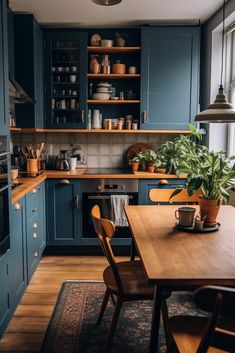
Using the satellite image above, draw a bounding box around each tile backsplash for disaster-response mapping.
[12,133,176,168]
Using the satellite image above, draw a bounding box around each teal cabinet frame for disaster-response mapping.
[141,27,200,130]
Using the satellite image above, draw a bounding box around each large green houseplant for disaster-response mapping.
[172,147,235,226]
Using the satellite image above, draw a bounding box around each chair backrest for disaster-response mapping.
[193,285,235,353]
[149,188,201,204]
[91,205,124,294]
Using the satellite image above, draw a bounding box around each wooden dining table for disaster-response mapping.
[124,204,235,353]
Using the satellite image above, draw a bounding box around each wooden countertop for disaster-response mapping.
[11,169,186,204]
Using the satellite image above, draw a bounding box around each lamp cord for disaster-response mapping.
[220,0,226,86]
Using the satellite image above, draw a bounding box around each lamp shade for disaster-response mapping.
[195,85,235,123]
[91,0,121,5]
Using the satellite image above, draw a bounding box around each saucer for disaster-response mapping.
[176,222,220,233]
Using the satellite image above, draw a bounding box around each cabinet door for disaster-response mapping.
[37,182,46,255]
[44,31,87,129]
[0,250,11,338]
[138,179,186,205]
[0,0,9,134]
[141,27,200,130]
[46,179,82,245]
[10,199,27,308]
[14,14,44,128]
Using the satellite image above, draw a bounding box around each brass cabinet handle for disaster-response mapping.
[59,179,70,185]
[33,232,37,239]
[142,110,147,124]
[159,179,169,185]
[81,110,84,123]
[33,222,38,229]
[74,195,80,209]
[15,203,21,210]
[32,208,38,213]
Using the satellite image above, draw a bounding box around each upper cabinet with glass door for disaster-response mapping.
[44,31,87,129]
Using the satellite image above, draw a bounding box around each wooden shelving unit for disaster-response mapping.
[87,46,141,54]
[10,127,191,134]
[87,73,140,79]
[87,99,140,104]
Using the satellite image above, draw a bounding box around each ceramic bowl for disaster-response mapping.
[92,93,110,100]
[100,39,114,47]
[96,87,109,93]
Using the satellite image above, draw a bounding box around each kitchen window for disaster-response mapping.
[226,25,235,156]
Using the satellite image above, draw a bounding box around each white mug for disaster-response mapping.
[71,66,77,72]
[70,75,77,83]
[128,66,137,74]
[69,157,77,170]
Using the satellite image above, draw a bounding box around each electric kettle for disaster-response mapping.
[55,150,70,170]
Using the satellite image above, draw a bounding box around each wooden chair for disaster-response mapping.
[149,188,202,204]
[91,205,154,352]
[167,285,235,353]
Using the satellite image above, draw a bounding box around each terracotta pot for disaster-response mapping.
[147,161,154,168]
[155,167,167,174]
[131,161,139,172]
[199,198,221,227]
[148,166,155,173]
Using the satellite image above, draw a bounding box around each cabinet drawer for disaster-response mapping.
[26,184,43,221]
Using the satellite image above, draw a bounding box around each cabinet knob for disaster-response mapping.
[37,186,41,191]
[32,208,38,213]
[34,251,38,258]
[15,203,21,210]
[33,222,38,229]
[33,232,38,239]
[159,179,169,185]
[59,179,70,185]
[32,188,37,194]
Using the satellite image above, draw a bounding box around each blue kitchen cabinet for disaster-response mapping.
[140,27,200,130]
[0,250,11,337]
[10,198,27,310]
[138,179,186,205]
[46,179,82,245]
[25,182,46,281]
[0,0,9,134]
[44,31,87,129]
[14,14,44,128]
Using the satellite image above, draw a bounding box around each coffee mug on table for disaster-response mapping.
[175,207,196,227]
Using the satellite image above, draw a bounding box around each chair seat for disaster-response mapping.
[168,316,229,353]
[103,260,154,299]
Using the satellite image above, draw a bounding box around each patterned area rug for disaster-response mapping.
[39,281,204,353]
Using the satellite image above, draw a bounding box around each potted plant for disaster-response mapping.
[155,124,202,174]
[140,150,157,172]
[128,155,140,172]
[154,155,167,174]
[171,148,235,227]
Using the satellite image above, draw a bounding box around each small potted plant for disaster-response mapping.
[141,150,157,172]
[128,155,140,172]
[154,154,167,174]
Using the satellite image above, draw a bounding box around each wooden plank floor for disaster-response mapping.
[0,255,127,353]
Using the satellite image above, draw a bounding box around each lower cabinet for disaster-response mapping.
[138,178,186,205]
[10,198,27,311]
[0,250,11,337]
[46,179,82,245]
[0,182,46,338]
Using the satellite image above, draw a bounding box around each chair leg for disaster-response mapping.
[130,238,136,261]
[104,297,123,353]
[161,296,175,353]
[96,288,110,325]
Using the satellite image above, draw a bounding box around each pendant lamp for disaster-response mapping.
[91,0,121,6]
[195,0,235,123]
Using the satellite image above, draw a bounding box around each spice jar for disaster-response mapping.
[117,117,125,130]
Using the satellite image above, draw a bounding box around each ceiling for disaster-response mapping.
[9,0,223,27]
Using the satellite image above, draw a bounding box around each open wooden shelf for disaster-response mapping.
[10,128,191,134]
[87,99,140,104]
[87,46,141,54]
[87,73,140,79]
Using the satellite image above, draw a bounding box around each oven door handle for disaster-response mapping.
[87,195,133,200]
[0,183,13,193]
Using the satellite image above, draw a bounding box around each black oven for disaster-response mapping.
[0,136,10,256]
[82,179,138,240]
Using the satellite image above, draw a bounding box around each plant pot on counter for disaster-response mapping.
[199,198,221,227]
[148,166,155,173]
